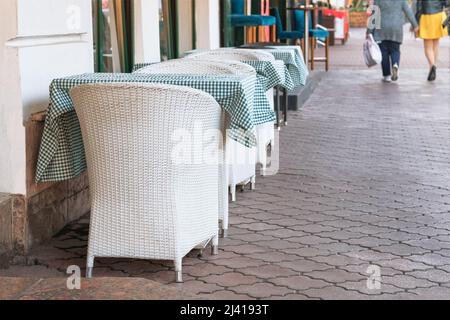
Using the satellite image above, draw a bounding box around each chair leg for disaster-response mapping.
[271,25,276,42]
[253,27,257,43]
[221,227,229,238]
[221,209,229,238]
[250,176,256,190]
[261,164,267,176]
[325,37,330,71]
[230,185,237,202]
[301,38,305,61]
[86,256,95,278]
[211,234,219,255]
[258,26,265,42]
[175,258,183,283]
[310,37,315,70]
[246,27,253,44]
[283,87,288,126]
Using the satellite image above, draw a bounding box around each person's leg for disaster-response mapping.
[424,39,438,81]
[390,42,401,81]
[424,39,436,67]
[390,42,401,67]
[433,39,440,65]
[379,41,391,78]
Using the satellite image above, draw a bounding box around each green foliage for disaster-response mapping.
[350,0,369,12]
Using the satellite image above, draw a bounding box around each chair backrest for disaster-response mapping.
[186,48,275,63]
[231,0,245,14]
[294,10,313,33]
[270,7,284,34]
[70,83,222,236]
[135,59,256,77]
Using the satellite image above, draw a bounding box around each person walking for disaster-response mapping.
[368,0,419,83]
[416,0,449,81]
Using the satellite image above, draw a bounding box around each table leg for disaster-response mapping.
[283,87,288,126]
[275,86,281,131]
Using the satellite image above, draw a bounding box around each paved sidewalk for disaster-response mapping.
[326,27,449,70]
[1,29,449,300]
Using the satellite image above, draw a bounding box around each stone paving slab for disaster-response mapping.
[1,29,449,300]
[0,277,194,300]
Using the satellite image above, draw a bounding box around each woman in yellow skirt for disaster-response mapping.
[416,0,449,81]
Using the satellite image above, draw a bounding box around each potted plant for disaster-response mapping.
[349,0,370,28]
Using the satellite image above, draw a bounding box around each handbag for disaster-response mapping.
[443,11,450,34]
[363,34,382,68]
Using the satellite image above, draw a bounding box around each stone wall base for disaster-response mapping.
[0,174,90,267]
[0,112,91,267]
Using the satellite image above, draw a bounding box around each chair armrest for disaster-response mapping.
[315,24,329,31]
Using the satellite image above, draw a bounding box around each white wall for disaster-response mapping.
[0,0,223,194]
[196,0,221,50]
[0,0,26,195]
[134,0,161,63]
[0,0,94,195]
[177,0,195,55]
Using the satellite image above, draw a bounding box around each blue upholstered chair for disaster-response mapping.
[294,10,330,71]
[270,7,304,45]
[230,0,277,43]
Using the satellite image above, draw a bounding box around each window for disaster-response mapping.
[93,0,134,72]
[93,0,113,72]
[159,0,196,61]
[159,0,176,61]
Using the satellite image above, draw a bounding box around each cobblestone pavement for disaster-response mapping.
[2,30,450,300]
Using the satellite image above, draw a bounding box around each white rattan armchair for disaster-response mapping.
[70,83,222,283]
[186,48,276,62]
[136,59,258,237]
[186,49,276,175]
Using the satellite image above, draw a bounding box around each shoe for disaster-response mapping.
[391,64,399,81]
[428,65,437,81]
[382,76,392,83]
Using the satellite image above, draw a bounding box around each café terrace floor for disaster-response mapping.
[1,29,450,300]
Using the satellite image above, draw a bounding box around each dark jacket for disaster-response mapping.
[417,0,449,15]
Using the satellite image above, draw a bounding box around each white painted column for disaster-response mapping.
[177,0,195,55]
[0,0,25,195]
[134,0,161,63]
[195,0,221,50]
[0,0,94,195]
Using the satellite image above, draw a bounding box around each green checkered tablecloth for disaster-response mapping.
[265,47,309,87]
[35,72,267,183]
[134,60,294,92]
[132,66,275,127]
[244,60,295,92]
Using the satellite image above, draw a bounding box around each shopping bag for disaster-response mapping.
[363,34,382,68]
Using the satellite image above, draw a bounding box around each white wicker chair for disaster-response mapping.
[135,59,251,76]
[186,49,276,175]
[70,83,222,283]
[186,48,276,62]
[136,59,257,237]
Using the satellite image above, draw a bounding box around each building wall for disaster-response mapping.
[0,0,94,257]
[134,0,161,64]
[0,0,223,257]
[0,0,94,195]
[196,0,221,50]
[177,0,195,55]
[0,0,26,195]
